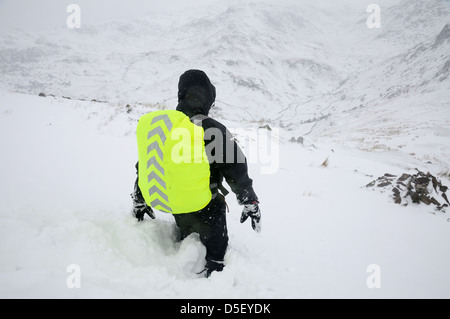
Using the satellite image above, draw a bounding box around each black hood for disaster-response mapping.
[176,70,216,118]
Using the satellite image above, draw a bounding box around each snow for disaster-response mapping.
[1,0,450,299]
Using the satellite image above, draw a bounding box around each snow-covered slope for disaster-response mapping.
[1,91,449,298]
[0,0,449,299]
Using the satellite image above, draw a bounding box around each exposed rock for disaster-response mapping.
[442,193,449,205]
[366,180,376,188]
[289,136,304,145]
[433,23,450,48]
[366,169,449,213]
[377,182,391,188]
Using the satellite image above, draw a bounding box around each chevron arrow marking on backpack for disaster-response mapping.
[150,199,173,213]
[149,185,169,203]
[147,141,164,160]
[147,126,167,145]
[148,171,166,189]
[147,157,165,175]
[151,114,173,131]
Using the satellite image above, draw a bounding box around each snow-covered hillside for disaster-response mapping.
[1,91,449,299]
[0,1,370,117]
[0,0,449,299]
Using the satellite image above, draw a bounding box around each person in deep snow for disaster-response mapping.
[131,70,261,277]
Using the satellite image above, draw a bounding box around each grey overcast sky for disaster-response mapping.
[0,0,401,32]
[0,0,216,31]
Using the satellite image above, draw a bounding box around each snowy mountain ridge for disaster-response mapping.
[1,1,341,108]
[0,1,448,130]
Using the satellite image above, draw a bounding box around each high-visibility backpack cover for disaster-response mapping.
[136,110,211,214]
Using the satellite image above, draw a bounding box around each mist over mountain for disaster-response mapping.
[1,1,448,123]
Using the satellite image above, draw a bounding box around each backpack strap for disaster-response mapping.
[210,182,230,199]
[218,183,230,197]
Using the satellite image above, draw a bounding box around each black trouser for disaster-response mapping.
[173,196,228,263]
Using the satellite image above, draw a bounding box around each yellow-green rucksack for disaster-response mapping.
[136,110,211,214]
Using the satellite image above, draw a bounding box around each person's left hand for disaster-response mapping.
[240,202,261,233]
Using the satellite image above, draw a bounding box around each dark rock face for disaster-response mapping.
[367,170,449,212]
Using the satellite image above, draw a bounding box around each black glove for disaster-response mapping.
[240,201,261,233]
[134,205,155,221]
[131,177,155,221]
[131,193,155,221]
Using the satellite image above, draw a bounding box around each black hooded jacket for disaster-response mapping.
[135,70,258,209]
[176,70,258,205]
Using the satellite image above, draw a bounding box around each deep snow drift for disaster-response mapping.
[0,0,449,298]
